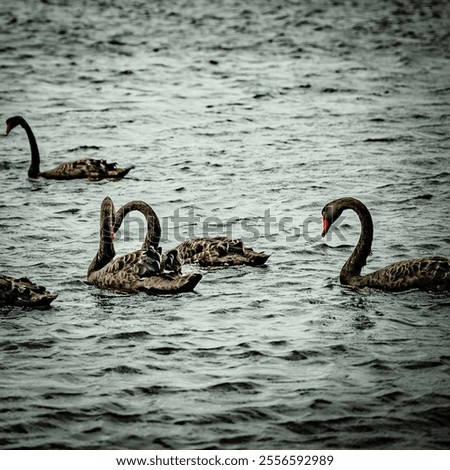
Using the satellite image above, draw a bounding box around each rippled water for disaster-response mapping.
[1,0,450,450]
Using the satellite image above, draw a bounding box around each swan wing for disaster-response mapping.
[41,158,134,180]
[0,275,57,308]
[102,247,162,278]
[140,272,202,294]
[172,236,269,266]
[364,257,450,291]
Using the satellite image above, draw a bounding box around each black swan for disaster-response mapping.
[5,116,134,180]
[0,275,57,308]
[114,202,269,268]
[321,197,450,291]
[169,237,270,267]
[87,197,202,294]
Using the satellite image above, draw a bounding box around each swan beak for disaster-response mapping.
[5,123,12,136]
[321,218,330,237]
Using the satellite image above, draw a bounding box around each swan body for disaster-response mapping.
[87,197,201,294]
[321,197,450,292]
[0,275,57,308]
[170,236,270,267]
[5,116,134,180]
[113,203,269,269]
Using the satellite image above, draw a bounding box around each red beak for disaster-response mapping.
[321,217,329,237]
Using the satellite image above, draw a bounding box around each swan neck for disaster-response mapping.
[114,201,161,250]
[22,120,40,178]
[88,208,115,277]
[340,199,373,282]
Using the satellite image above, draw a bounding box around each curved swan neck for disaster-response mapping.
[20,119,40,178]
[338,198,374,282]
[114,201,161,250]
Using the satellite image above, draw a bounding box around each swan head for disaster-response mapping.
[321,201,345,237]
[5,116,25,136]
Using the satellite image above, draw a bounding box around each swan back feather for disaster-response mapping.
[0,275,57,308]
[172,236,270,267]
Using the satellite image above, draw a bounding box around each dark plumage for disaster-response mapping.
[0,275,57,308]
[113,202,268,270]
[170,236,270,267]
[87,197,202,294]
[5,115,134,180]
[321,197,450,292]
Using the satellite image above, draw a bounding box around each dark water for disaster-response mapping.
[1,0,450,450]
